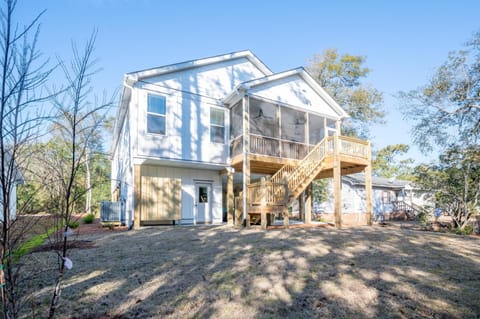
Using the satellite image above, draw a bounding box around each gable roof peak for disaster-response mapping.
[125,50,272,82]
[225,67,349,119]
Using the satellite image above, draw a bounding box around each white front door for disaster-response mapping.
[195,183,212,224]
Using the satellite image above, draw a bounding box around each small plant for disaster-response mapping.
[83,213,95,224]
[416,211,428,226]
[455,225,474,235]
[68,221,80,229]
[13,224,61,261]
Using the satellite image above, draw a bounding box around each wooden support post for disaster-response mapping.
[277,104,282,156]
[242,94,250,227]
[298,192,304,221]
[227,169,234,225]
[244,160,251,228]
[365,142,373,226]
[260,177,267,230]
[235,196,243,227]
[283,177,289,228]
[305,183,312,224]
[333,135,342,229]
[133,164,141,229]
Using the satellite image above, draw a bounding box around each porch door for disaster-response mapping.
[195,183,212,224]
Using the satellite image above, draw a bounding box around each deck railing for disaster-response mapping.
[247,135,370,209]
[232,134,369,161]
[249,134,280,157]
[247,180,287,206]
[338,136,369,159]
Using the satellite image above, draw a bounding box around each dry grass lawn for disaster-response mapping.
[20,223,480,318]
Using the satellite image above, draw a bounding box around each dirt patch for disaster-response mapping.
[68,213,129,236]
[3,214,55,241]
[16,224,480,319]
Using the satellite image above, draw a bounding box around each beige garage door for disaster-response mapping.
[140,168,181,222]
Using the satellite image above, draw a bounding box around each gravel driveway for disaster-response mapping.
[21,224,480,318]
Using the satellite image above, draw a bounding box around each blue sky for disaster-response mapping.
[16,0,480,163]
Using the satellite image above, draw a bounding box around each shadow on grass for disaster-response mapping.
[18,224,480,318]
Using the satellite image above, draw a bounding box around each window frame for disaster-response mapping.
[382,191,391,204]
[209,106,225,144]
[146,93,167,135]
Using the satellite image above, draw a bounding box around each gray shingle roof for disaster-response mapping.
[342,173,410,190]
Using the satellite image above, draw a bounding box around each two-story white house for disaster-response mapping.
[111,50,373,229]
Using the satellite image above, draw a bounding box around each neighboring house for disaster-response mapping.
[111,50,373,229]
[0,153,25,221]
[315,173,431,224]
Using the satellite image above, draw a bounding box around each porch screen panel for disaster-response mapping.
[231,102,242,139]
[281,107,306,143]
[309,114,325,145]
[249,98,278,138]
[327,118,336,129]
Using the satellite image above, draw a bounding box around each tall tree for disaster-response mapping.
[402,30,480,229]
[46,32,115,318]
[307,48,385,138]
[413,144,480,230]
[0,1,51,317]
[401,31,480,152]
[372,144,414,179]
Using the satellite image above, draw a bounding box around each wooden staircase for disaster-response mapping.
[270,136,330,205]
[237,135,370,228]
[392,200,427,220]
[245,137,331,224]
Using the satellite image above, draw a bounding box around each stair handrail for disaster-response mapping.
[283,137,330,191]
[392,200,429,219]
[247,137,331,206]
[271,136,332,185]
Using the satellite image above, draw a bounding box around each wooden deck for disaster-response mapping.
[228,135,373,230]
[231,135,370,177]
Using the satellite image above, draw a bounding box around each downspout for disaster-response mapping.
[123,76,136,229]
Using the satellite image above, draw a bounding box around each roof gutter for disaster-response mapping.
[110,76,136,157]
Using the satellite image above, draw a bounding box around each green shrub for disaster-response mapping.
[416,211,428,226]
[456,225,474,235]
[83,213,95,224]
[68,221,80,229]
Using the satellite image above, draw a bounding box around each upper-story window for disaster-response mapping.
[210,107,225,144]
[147,94,166,135]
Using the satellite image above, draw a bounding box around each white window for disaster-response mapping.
[210,107,225,144]
[382,191,392,204]
[147,94,166,135]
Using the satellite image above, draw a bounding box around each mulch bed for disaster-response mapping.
[73,217,129,236]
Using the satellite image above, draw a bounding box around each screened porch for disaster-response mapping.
[230,96,340,161]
